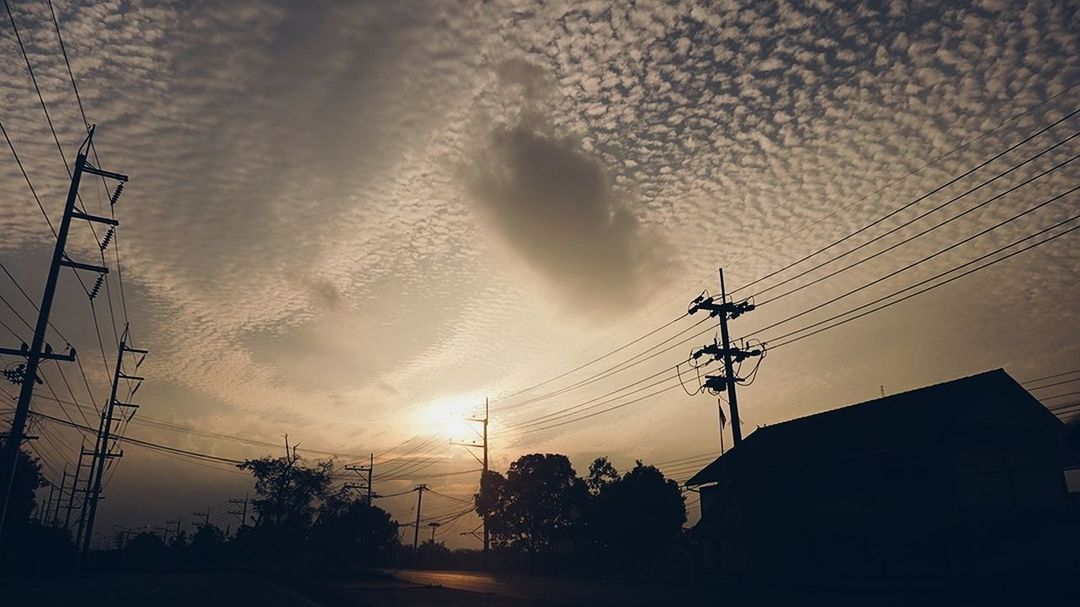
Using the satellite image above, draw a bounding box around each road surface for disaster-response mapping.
[388,569,1021,606]
[2,571,323,607]
[389,569,706,606]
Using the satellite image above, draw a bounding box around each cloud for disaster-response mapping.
[467,66,669,319]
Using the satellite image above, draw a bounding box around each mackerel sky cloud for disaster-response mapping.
[1,0,1077,537]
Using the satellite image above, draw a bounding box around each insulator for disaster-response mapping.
[89,274,105,300]
[109,183,124,206]
[99,226,115,251]
[3,368,22,385]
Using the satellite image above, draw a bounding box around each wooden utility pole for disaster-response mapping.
[69,441,95,533]
[344,454,374,506]
[163,518,182,544]
[452,398,489,554]
[63,440,86,530]
[0,127,120,538]
[428,521,440,543]
[79,324,145,555]
[42,481,56,524]
[228,495,249,531]
[50,465,67,525]
[193,508,211,528]
[412,484,427,552]
[482,398,488,553]
[716,270,742,444]
[688,268,762,449]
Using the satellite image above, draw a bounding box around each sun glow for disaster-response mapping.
[413,392,487,441]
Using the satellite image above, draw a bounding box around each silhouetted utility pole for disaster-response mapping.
[451,398,488,554]
[688,268,763,447]
[412,484,428,552]
[193,508,210,528]
[79,324,146,555]
[67,441,93,532]
[0,127,121,539]
[344,453,373,505]
[164,518,182,544]
[50,465,67,526]
[113,524,135,549]
[228,495,249,531]
[428,521,440,543]
[42,480,56,523]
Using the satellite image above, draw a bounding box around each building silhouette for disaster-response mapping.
[687,369,1077,580]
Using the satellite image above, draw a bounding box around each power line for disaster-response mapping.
[765,218,1079,351]
[753,136,1080,305]
[744,183,1079,341]
[493,314,689,403]
[0,119,56,235]
[731,104,1080,297]
[4,0,72,175]
[1026,378,1080,391]
[1024,369,1080,384]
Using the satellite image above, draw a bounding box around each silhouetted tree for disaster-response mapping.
[310,498,399,566]
[0,439,52,575]
[238,450,334,539]
[586,456,619,496]
[122,531,167,569]
[587,461,685,572]
[416,538,451,568]
[0,439,44,541]
[189,522,226,560]
[475,453,587,552]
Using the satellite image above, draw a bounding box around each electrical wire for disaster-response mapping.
[731,103,1080,297]
[765,218,1080,351]
[745,183,1080,341]
[753,138,1080,306]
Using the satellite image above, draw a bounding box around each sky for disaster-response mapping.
[1,0,1078,547]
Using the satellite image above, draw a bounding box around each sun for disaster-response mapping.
[413,392,487,441]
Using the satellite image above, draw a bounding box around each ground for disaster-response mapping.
[1,568,1066,606]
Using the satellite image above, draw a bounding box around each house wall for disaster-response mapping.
[694,385,1076,579]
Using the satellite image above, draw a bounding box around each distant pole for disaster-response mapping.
[164,517,182,544]
[64,440,86,530]
[482,397,489,555]
[228,494,249,531]
[345,456,374,506]
[413,484,427,553]
[717,269,742,445]
[193,508,210,527]
[81,326,143,555]
[428,521,440,542]
[43,482,56,523]
[51,465,67,525]
[452,400,489,555]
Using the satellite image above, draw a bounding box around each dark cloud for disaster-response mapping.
[469,121,668,319]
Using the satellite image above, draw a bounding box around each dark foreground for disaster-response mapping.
[1,570,557,607]
[2,569,1070,607]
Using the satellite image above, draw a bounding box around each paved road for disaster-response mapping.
[3,571,323,607]
[389,569,706,606]
[388,569,1022,607]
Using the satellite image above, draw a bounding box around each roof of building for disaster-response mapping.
[685,369,1061,486]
